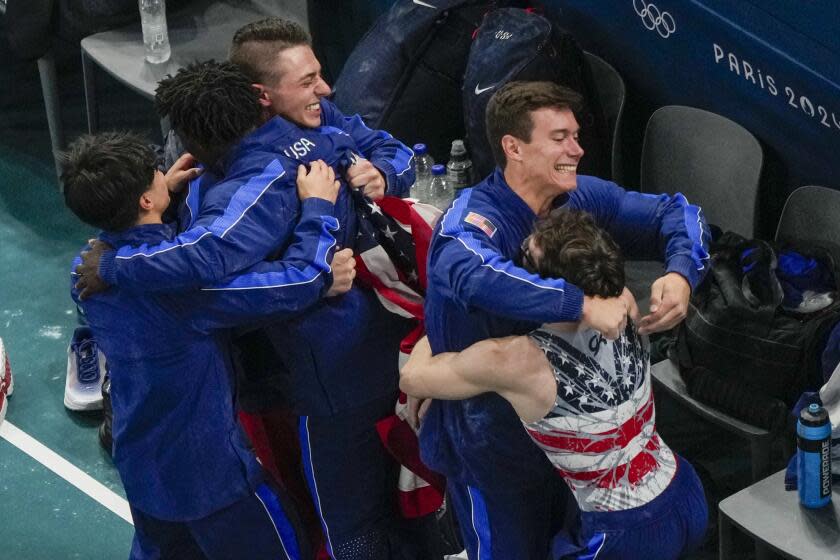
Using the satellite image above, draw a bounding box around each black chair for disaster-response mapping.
[640,106,762,237]
[775,185,840,249]
[626,105,763,313]
[656,186,840,484]
[584,52,626,183]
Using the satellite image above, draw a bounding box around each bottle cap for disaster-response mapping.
[450,140,467,156]
[413,143,427,155]
[431,164,446,175]
[800,403,829,426]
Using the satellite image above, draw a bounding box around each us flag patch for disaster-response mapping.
[464,212,497,238]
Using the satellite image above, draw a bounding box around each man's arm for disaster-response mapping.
[401,335,553,422]
[321,100,415,198]
[78,158,299,296]
[187,215,352,331]
[432,196,583,323]
[570,176,711,333]
[571,177,711,289]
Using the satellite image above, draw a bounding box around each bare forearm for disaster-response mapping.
[400,337,511,400]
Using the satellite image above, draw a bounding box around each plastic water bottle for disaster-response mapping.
[139,0,171,64]
[412,143,435,200]
[797,403,832,508]
[428,164,450,210]
[446,139,473,191]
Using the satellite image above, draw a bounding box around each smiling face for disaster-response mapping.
[257,45,331,128]
[514,107,584,193]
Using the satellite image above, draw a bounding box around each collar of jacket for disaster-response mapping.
[100,223,175,248]
[487,167,573,217]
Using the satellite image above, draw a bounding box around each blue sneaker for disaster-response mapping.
[0,337,13,425]
[64,327,105,411]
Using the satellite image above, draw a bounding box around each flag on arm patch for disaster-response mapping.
[464,211,497,238]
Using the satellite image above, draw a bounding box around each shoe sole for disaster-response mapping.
[64,393,104,412]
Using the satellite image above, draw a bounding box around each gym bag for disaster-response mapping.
[676,233,840,416]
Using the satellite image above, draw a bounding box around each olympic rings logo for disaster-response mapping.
[633,0,676,38]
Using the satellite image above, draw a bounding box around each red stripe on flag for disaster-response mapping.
[355,257,425,318]
[555,436,663,487]
[528,393,655,454]
[398,483,446,518]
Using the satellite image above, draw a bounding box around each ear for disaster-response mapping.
[252,83,273,108]
[501,134,523,164]
[138,190,154,211]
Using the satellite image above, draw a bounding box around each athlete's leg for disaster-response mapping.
[188,481,309,560]
[129,506,205,560]
[446,472,569,560]
[298,395,401,559]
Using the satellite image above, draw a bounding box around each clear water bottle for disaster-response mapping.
[412,143,435,200]
[139,0,171,64]
[428,164,450,210]
[446,139,473,191]
[797,403,832,508]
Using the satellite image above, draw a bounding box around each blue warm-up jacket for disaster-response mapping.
[420,169,710,488]
[94,101,415,415]
[71,203,338,521]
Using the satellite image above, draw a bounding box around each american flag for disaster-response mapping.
[351,189,447,517]
[352,190,441,353]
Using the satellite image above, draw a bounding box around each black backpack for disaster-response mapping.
[463,8,610,179]
[676,233,840,418]
[332,0,522,163]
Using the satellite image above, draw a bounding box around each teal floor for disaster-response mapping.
[0,132,135,557]
[1,25,159,557]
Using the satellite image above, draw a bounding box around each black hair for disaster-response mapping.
[485,81,583,169]
[154,60,261,165]
[525,208,625,298]
[229,17,312,84]
[61,131,156,231]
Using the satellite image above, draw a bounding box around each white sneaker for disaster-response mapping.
[0,337,13,425]
[64,327,106,411]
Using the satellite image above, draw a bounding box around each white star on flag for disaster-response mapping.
[368,201,383,215]
[383,225,397,241]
